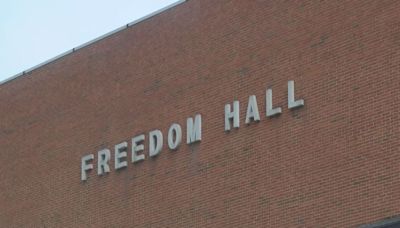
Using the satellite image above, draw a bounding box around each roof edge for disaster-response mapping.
[0,0,187,86]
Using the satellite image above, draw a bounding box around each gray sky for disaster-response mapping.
[0,0,180,82]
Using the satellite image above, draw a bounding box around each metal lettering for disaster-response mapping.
[132,134,145,163]
[266,88,282,117]
[114,142,128,170]
[225,101,240,131]
[97,149,111,175]
[245,95,260,124]
[149,130,163,157]
[168,123,182,150]
[288,80,304,109]
[81,154,94,181]
[187,114,202,144]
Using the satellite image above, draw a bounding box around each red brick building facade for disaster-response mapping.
[1,0,400,227]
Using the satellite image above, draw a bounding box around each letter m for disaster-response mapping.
[187,114,202,144]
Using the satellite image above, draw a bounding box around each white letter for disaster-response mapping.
[266,88,282,117]
[245,95,260,124]
[225,101,239,131]
[288,80,304,109]
[132,134,145,163]
[187,114,202,144]
[115,142,128,170]
[168,123,182,150]
[81,154,94,181]
[97,149,111,175]
[149,130,163,157]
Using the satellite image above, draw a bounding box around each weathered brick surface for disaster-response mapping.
[1,0,400,227]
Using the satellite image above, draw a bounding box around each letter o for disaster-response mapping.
[168,123,182,150]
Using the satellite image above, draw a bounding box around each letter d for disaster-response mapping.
[149,130,163,157]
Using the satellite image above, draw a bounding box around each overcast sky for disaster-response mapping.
[0,0,180,83]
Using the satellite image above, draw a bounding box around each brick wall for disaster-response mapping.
[1,0,400,227]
